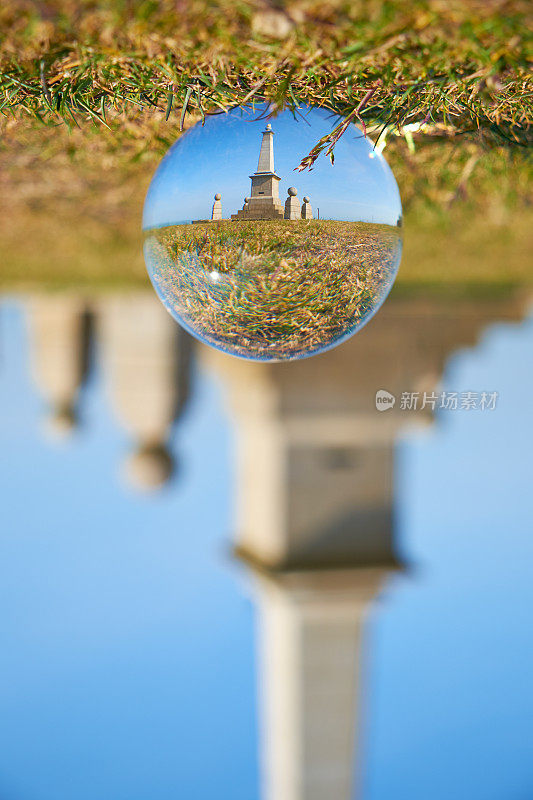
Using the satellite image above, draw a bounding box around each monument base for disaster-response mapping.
[231,197,285,221]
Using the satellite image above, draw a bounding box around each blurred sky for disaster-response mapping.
[143,105,402,228]
[0,299,532,800]
[361,311,533,800]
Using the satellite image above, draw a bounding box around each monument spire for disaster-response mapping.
[257,123,275,173]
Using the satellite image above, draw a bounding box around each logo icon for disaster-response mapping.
[375,389,396,411]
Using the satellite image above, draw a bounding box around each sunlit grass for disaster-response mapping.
[143,220,400,358]
[1,0,530,166]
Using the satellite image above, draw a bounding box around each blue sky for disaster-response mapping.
[0,301,257,800]
[143,105,402,227]
[0,298,532,799]
[362,313,533,800]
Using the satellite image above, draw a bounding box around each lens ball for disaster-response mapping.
[143,106,402,361]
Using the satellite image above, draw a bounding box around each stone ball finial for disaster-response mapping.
[288,187,297,196]
[214,193,221,201]
[44,404,77,440]
[303,196,310,203]
[123,444,174,491]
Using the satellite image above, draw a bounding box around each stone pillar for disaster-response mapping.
[98,293,190,490]
[27,294,90,437]
[211,193,222,221]
[301,196,313,219]
[284,187,301,220]
[256,568,387,800]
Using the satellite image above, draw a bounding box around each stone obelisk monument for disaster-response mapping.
[232,124,285,220]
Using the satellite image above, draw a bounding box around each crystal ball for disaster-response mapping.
[143,106,402,361]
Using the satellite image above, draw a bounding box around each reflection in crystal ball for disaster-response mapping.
[143,106,402,361]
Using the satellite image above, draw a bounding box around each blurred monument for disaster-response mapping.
[202,292,527,800]
[26,294,91,438]
[98,294,190,491]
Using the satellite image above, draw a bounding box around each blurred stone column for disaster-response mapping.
[201,323,407,800]
[201,292,527,800]
[256,567,386,800]
[98,293,190,490]
[26,293,91,437]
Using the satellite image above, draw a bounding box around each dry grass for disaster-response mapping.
[144,220,401,359]
[0,102,530,296]
[1,0,531,170]
[0,119,530,295]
